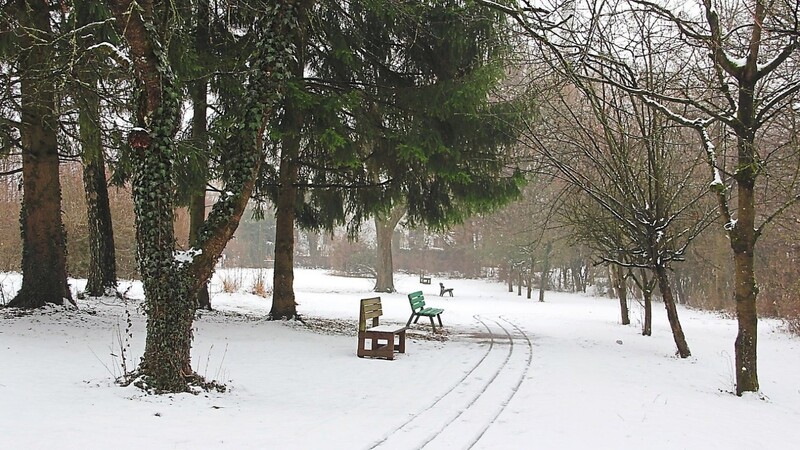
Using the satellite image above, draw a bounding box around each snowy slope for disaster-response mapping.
[1,269,798,449]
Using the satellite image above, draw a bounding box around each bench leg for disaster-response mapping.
[406,314,415,327]
[396,331,406,353]
[437,314,443,327]
[429,315,436,332]
[414,315,421,324]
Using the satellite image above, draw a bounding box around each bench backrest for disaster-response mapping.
[408,291,426,312]
[359,297,383,332]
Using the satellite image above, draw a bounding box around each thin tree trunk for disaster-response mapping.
[517,270,522,296]
[640,269,653,336]
[78,39,117,297]
[643,287,652,337]
[270,89,303,319]
[189,0,211,310]
[374,204,405,293]
[612,264,630,325]
[731,161,759,394]
[270,131,300,319]
[526,257,533,299]
[507,261,514,292]
[655,265,690,358]
[9,0,71,308]
[539,242,551,302]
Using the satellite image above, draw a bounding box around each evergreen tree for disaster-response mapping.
[72,2,119,297]
[3,0,72,308]
[263,0,526,306]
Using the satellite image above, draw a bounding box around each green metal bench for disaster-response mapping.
[407,291,444,331]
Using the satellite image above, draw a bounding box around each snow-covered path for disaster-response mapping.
[369,316,533,449]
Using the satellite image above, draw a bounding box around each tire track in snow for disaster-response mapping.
[464,317,533,449]
[368,316,532,450]
[367,316,497,450]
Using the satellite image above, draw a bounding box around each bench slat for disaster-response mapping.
[367,325,407,333]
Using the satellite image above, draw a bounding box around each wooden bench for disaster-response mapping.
[419,273,431,284]
[357,297,406,360]
[439,282,454,297]
[407,291,444,332]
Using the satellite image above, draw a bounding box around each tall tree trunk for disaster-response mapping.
[270,95,303,320]
[189,0,211,310]
[654,265,690,358]
[517,270,522,296]
[9,0,71,308]
[539,242,551,302]
[270,139,299,319]
[79,52,117,298]
[729,78,760,394]
[374,204,405,293]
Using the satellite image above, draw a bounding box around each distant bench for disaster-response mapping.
[419,273,431,284]
[407,291,444,332]
[439,282,453,297]
[357,297,406,360]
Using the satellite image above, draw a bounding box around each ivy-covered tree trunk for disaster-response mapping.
[374,204,405,293]
[9,0,71,308]
[109,0,299,392]
[655,264,690,358]
[109,0,192,391]
[79,65,117,297]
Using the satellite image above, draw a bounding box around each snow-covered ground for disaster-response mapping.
[1,269,798,449]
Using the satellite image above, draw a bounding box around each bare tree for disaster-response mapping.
[483,0,800,395]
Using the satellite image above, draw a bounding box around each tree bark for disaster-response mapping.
[539,242,551,302]
[374,204,405,293]
[612,264,630,325]
[270,83,303,319]
[9,0,72,308]
[639,269,653,337]
[271,150,299,319]
[654,265,690,358]
[643,287,652,337]
[731,146,759,393]
[189,0,211,310]
[526,257,533,299]
[78,32,117,297]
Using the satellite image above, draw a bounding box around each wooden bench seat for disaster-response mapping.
[357,297,406,360]
[407,291,444,332]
